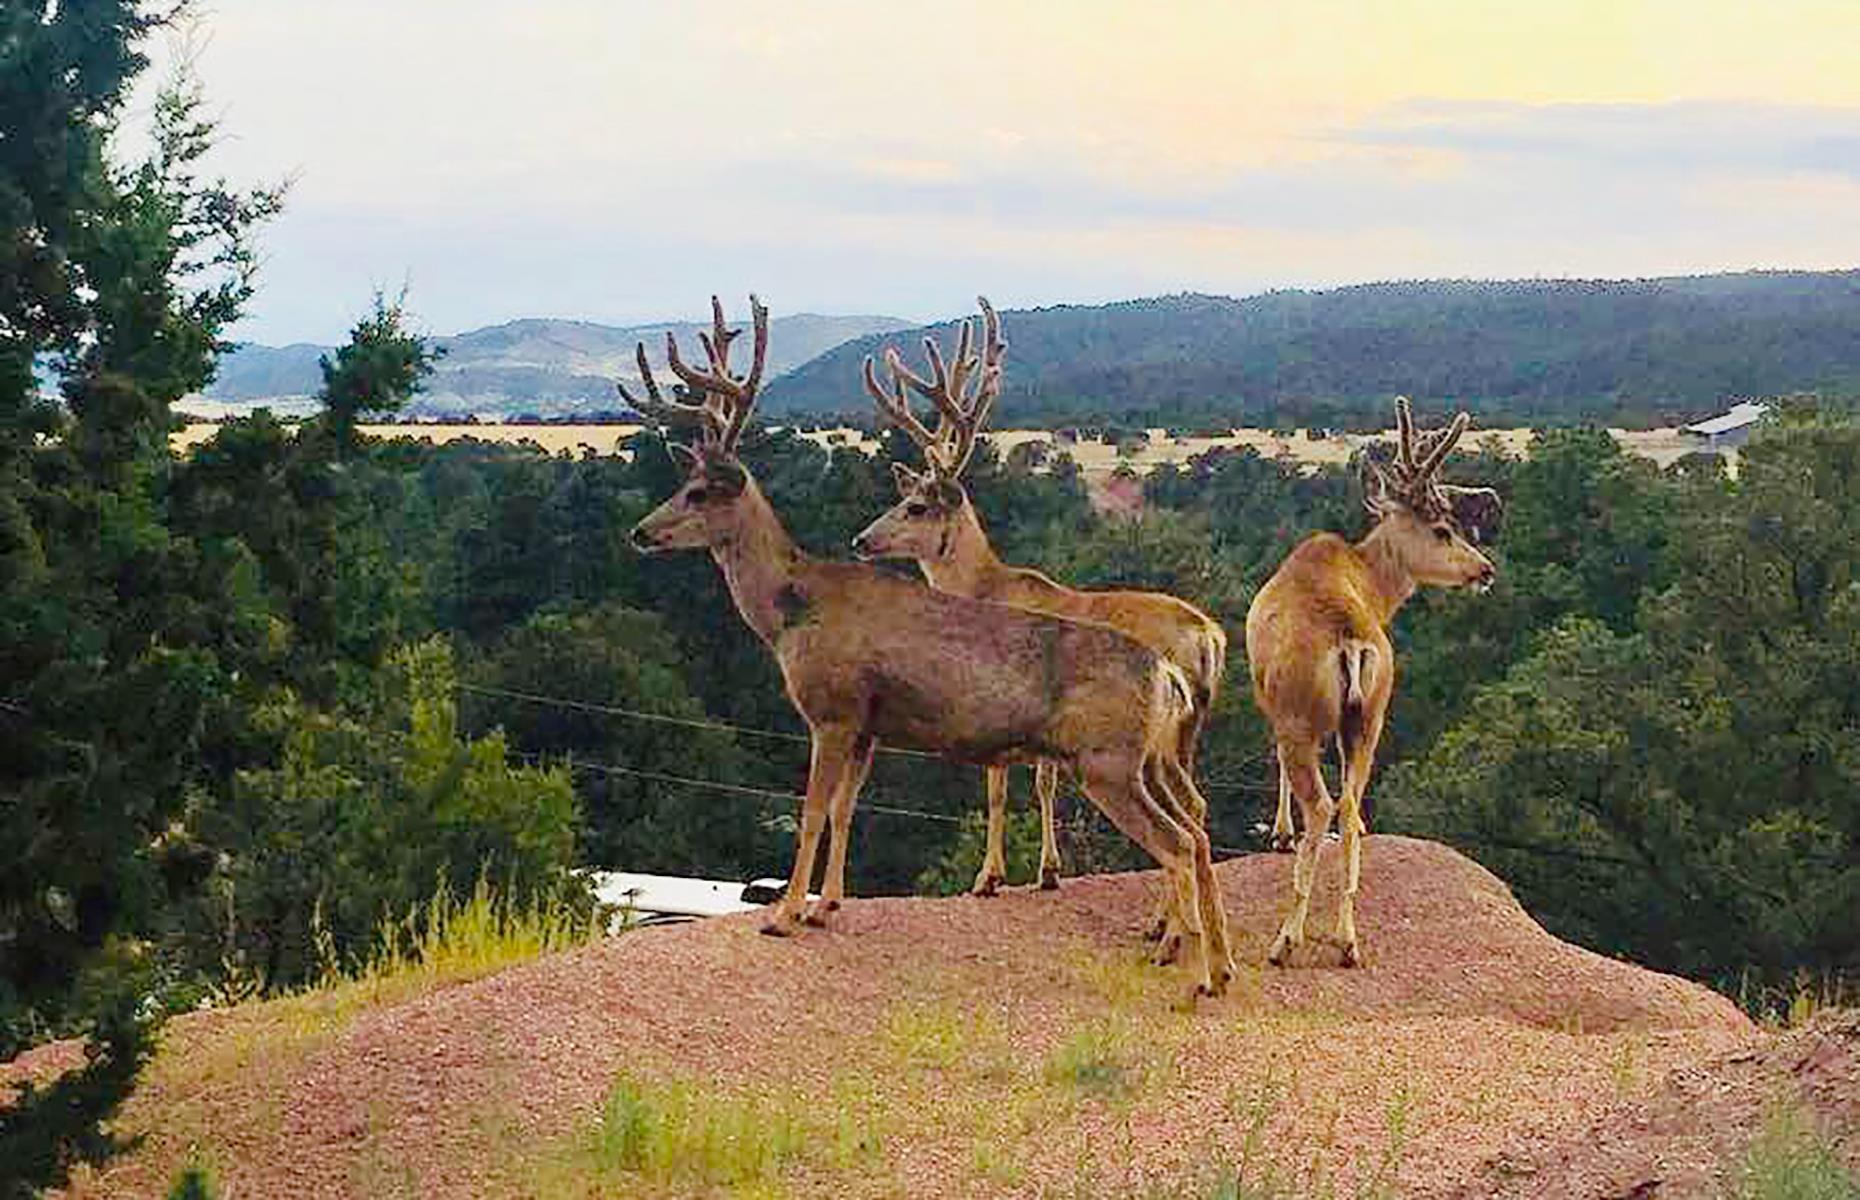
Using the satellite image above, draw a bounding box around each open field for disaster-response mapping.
[12,837,1835,1199]
[171,422,1711,473]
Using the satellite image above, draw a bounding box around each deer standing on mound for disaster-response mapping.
[851,299,1228,918]
[1247,398,1498,968]
[624,295,1235,995]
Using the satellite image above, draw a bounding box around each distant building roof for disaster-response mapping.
[585,871,768,920]
[1683,401,1770,437]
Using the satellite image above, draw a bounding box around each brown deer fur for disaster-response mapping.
[1246,398,1497,968]
[852,299,1228,920]
[625,296,1235,994]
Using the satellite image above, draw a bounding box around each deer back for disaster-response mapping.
[769,561,1172,765]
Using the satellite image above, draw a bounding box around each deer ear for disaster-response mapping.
[1440,484,1503,543]
[708,457,748,496]
[667,440,701,474]
[891,461,923,493]
[932,479,967,509]
[1362,460,1398,519]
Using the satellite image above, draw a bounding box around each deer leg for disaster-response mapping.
[971,765,1010,897]
[1269,747,1296,853]
[1176,709,1211,828]
[1332,701,1386,966]
[1035,759,1062,890]
[1267,740,1333,966]
[1146,705,1213,942]
[1158,753,1235,990]
[1077,751,1223,997]
[1143,758,1188,963]
[809,733,875,926]
[763,729,856,937]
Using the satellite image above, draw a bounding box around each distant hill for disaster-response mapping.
[206,313,914,416]
[761,271,1860,428]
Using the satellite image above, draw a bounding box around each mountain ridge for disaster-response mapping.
[207,312,915,415]
[205,270,1860,426]
[761,269,1860,428]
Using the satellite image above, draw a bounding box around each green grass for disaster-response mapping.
[529,1073,884,1196]
[1044,1021,1136,1099]
[881,999,972,1072]
[1731,969,1853,1029]
[164,1160,220,1200]
[1721,1106,1858,1200]
[350,873,604,993]
[119,876,607,1194]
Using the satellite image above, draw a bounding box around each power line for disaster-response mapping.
[522,745,1628,870]
[461,679,1280,792]
[516,751,964,825]
[458,681,937,759]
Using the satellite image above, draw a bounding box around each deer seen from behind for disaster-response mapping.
[851,298,1228,919]
[1246,398,1498,968]
[624,295,1235,996]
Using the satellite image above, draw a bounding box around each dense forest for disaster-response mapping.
[765,275,1860,429]
[5,4,1860,1191]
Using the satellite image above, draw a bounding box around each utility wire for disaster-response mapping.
[461,679,1278,791]
[458,681,937,759]
[514,751,965,825]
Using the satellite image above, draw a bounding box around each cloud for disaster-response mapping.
[137,3,1860,343]
[1338,99,1860,178]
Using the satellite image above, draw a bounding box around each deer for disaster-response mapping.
[850,299,1228,929]
[623,295,1235,995]
[1247,397,1499,968]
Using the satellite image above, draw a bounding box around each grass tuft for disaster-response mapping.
[882,1000,970,1072]
[534,1072,882,1194]
[348,873,603,993]
[1045,1022,1133,1099]
[164,1160,219,1200]
[1732,969,1852,1029]
[1721,1105,1858,1200]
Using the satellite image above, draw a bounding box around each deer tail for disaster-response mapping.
[1194,621,1228,713]
[1159,660,1196,724]
[1337,641,1376,754]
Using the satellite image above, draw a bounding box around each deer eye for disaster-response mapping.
[1433,525,1453,542]
[905,502,930,518]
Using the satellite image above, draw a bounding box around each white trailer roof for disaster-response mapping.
[1683,401,1769,437]
[584,871,802,919]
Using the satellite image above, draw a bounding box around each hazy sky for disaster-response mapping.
[141,1,1860,344]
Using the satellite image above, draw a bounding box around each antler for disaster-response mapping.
[1379,396,1472,515]
[863,296,1005,477]
[617,342,730,443]
[621,295,769,454]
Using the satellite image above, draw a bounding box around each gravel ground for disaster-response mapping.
[9,836,1763,1198]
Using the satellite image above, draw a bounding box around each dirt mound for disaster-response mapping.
[25,836,1752,1198]
[1215,835,1745,1034]
[1461,1007,1860,1199]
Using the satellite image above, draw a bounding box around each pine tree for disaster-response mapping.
[1,4,279,1190]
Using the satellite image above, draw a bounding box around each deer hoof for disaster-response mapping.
[1269,834,1296,854]
[1339,942,1361,968]
[1267,937,1293,967]
[1151,932,1183,967]
[1195,975,1228,999]
[969,874,1002,898]
[1039,867,1060,891]
[802,903,835,928]
[760,915,800,938]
